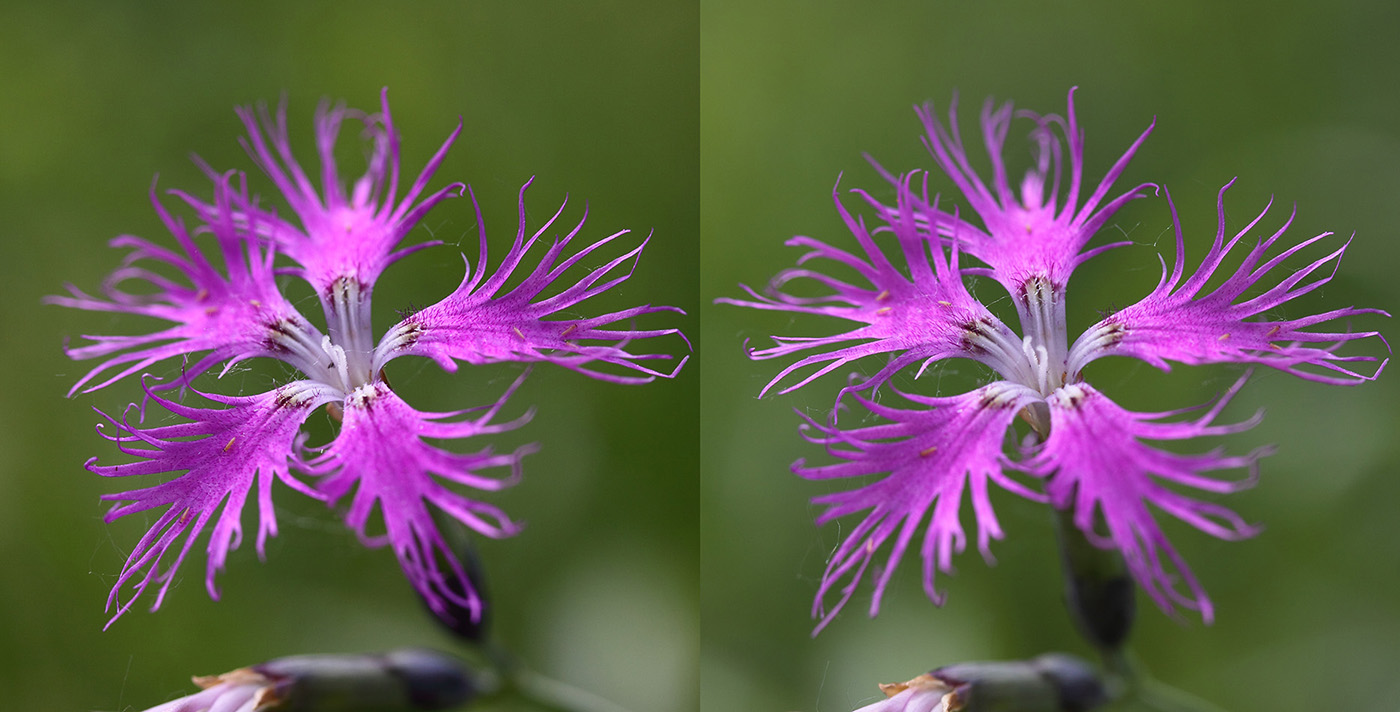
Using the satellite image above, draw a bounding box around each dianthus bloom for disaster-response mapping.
[55,89,685,627]
[721,88,1385,632]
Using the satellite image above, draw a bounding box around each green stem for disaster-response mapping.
[472,640,634,712]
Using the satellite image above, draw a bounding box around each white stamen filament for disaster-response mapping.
[1016,276,1069,393]
[324,277,375,387]
[321,335,353,393]
[965,322,1041,388]
[1021,336,1056,396]
[265,319,344,390]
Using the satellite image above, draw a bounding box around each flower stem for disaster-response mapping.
[474,640,635,712]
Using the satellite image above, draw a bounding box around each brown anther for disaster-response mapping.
[326,402,344,423]
[875,307,892,315]
[937,300,952,306]
[223,437,236,452]
[560,323,579,338]
[513,326,526,339]
[1218,333,1231,341]
[919,445,938,457]
[1266,325,1281,338]
[875,290,891,302]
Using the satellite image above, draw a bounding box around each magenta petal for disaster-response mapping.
[308,381,535,624]
[232,87,465,294]
[1027,380,1269,623]
[908,87,1155,298]
[718,173,1010,397]
[794,382,1043,633]
[89,379,337,627]
[49,175,313,394]
[1069,181,1390,384]
[374,178,687,384]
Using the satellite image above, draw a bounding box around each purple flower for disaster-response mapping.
[54,89,686,627]
[722,88,1386,630]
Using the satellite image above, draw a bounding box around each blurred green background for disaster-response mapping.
[0,2,696,711]
[701,1,1400,711]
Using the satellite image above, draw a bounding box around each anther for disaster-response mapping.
[223,437,236,452]
[920,445,938,457]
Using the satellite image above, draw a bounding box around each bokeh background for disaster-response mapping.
[0,3,696,711]
[701,2,1400,711]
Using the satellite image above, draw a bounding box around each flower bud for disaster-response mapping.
[1054,508,1135,651]
[418,508,492,642]
[853,654,1106,712]
[139,648,476,712]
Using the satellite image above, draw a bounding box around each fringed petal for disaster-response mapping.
[719,172,1013,398]
[89,379,337,627]
[373,178,688,384]
[1069,181,1389,384]
[1026,380,1270,623]
[227,87,465,296]
[794,382,1042,633]
[895,87,1155,303]
[49,174,316,394]
[307,377,535,626]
